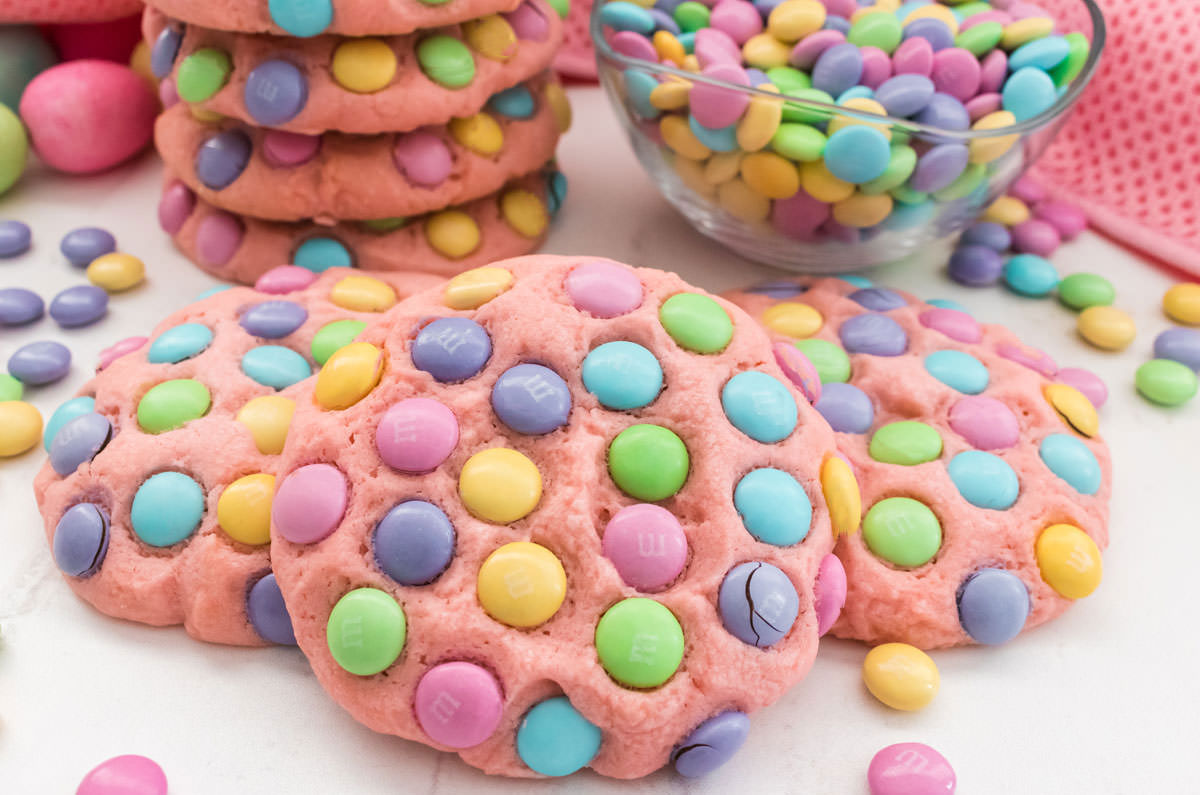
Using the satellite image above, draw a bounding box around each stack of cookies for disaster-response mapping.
[143,0,571,285]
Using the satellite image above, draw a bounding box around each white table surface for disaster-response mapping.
[1,86,1195,794]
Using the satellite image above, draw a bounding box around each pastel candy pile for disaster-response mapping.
[144,0,571,283]
[33,266,443,645]
[268,255,853,778]
[598,0,1093,247]
[725,276,1110,649]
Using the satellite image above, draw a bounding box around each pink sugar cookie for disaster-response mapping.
[268,256,850,778]
[144,2,564,136]
[0,0,140,23]
[161,165,564,284]
[154,74,564,222]
[34,267,443,646]
[725,277,1111,650]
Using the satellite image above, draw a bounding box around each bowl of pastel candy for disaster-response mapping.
[592,0,1105,270]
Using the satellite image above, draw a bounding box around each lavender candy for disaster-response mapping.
[0,287,44,326]
[718,561,799,648]
[150,25,183,79]
[910,143,969,194]
[814,382,875,433]
[839,313,909,356]
[49,412,113,476]
[60,226,117,267]
[812,42,864,97]
[957,568,1030,645]
[238,300,308,339]
[902,17,955,51]
[373,500,456,586]
[948,244,1004,286]
[671,711,752,778]
[52,503,110,578]
[9,340,71,385]
[0,220,31,258]
[247,573,298,645]
[849,287,907,311]
[961,220,1011,251]
[1154,328,1200,371]
[915,92,969,133]
[874,73,935,117]
[491,363,572,435]
[195,129,253,190]
[243,60,310,126]
[49,284,109,328]
[411,317,492,383]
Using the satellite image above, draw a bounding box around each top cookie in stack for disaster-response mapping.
[144,0,571,284]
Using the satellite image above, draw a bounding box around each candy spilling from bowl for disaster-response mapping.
[593,0,1105,270]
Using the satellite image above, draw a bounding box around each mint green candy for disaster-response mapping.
[137,379,211,433]
[595,598,685,688]
[673,1,710,32]
[1057,273,1115,310]
[176,48,231,102]
[848,12,902,54]
[794,338,850,383]
[956,21,1003,57]
[1136,359,1198,407]
[863,497,942,568]
[312,319,368,365]
[861,145,917,195]
[327,588,407,676]
[1049,32,1090,87]
[659,292,733,353]
[765,66,811,95]
[417,36,476,88]
[770,123,827,162]
[0,373,22,402]
[547,0,569,18]
[869,421,943,465]
[781,87,835,124]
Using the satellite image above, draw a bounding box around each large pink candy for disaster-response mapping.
[931,47,981,102]
[689,63,751,129]
[772,342,822,403]
[978,49,1008,93]
[813,553,847,636]
[789,29,845,71]
[77,754,167,795]
[255,265,318,294]
[19,60,156,174]
[376,398,459,474]
[709,0,763,44]
[393,131,452,187]
[892,36,933,77]
[693,28,742,68]
[565,259,644,317]
[195,212,243,267]
[414,662,505,749]
[918,308,982,344]
[97,336,147,371]
[272,463,348,544]
[949,395,1020,450]
[868,743,956,795]
[965,92,1001,121]
[1009,175,1047,205]
[503,0,549,40]
[860,46,892,90]
[611,29,657,61]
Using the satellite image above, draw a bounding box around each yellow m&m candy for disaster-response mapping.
[500,189,548,238]
[862,643,939,711]
[315,342,383,410]
[449,112,504,155]
[1043,383,1099,438]
[459,448,542,523]
[425,210,481,259]
[217,473,276,545]
[444,266,515,309]
[0,401,43,457]
[87,253,145,292]
[1036,523,1102,599]
[821,454,861,537]
[329,275,397,313]
[762,302,822,338]
[236,395,295,455]
[1077,306,1136,351]
[476,541,566,627]
[1164,283,1200,325]
[463,15,517,61]
[331,38,397,93]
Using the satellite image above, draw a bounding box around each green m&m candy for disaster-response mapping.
[863,497,942,568]
[137,379,211,433]
[608,424,689,501]
[869,421,944,466]
[326,587,407,676]
[1057,273,1115,311]
[659,292,733,354]
[595,598,685,688]
[311,319,368,365]
[416,36,476,89]
[1136,359,1198,407]
[0,104,28,196]
[0,373,23,402]
[176,48,232,103]
[794,338,850,383]
[848,11,902,53]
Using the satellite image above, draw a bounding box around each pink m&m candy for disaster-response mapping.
[255,265,319,294]
[414,662,504,749]
[949,396,1020,450]
[97,336,147,370]
[997,341,1057,377]
[602,503,688,591]
[565,260,644,317]
[918,308,982,344]
[1056,367,1107,409]
[272,463,348,544]
[376,398,459,474]
[772,341,821,403]
[1034,200,1087,240]
[157,182,195,235]
[690,63,751,129]
[393,131,452,188]
[263,130,322,168]
[77,754,167,795]
[813,552,846,636]
[868,743,955,795]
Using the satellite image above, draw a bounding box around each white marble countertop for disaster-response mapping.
[1,86,1196,793]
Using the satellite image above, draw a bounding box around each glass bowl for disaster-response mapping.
[592,0,1106,271]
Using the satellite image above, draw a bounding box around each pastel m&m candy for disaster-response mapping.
[77,755,168,795]
[862,643,939,711]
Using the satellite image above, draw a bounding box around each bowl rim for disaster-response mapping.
[590,0,1107,142]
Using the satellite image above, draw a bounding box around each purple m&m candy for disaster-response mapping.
[0,287,44,326]
[814,382,874,433]
[903,17,954,51]
[244,59,309,125]
[60,227,117,267]
[373,500,456,586]
[196,129,252,190]
[9,340,71,385]
[412,317,492,382]
[1010,218,1062,257]
[874,73,935,117]
[49,412,112,476]
[957,567,1029,644]
[1154,327,1200,372]
[491,363,572,435]
[52,503,110,578]
[960,220,1010,251]
[0,220,31,258]
[839,313,908,356]
[671,711,751,777]
[150,25,183,79]
[247,573,298,645]
[911,143,969,193]
[915,92,969,132]
[239,300,308,338]
[868,742,956,795]
[948,244,1004,286]
[850,287,906,311]
[49,284,109,328]
[812,42,864,96]
[718,561,800,648]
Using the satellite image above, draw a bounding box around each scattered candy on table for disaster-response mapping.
[0,220,33,257]
[0,400,43,457]
[1136,359,1198,408]
[61,227,118,267]
[0,287,45,326]
[1077,306,1135,352]
[862,642,939,712]
[49,284,110,328]
[1154,328,1200,372]
[8,340,71,386]
[868,742,956,795]
[87,252,146,292]
[1164,283,1200,326]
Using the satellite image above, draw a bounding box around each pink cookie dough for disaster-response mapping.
[0,0,140,23]
[147,0,522,36]
[725,278,1111,649]
[145,1,564,136]
[268,256,849,778]
[160,166,564,284]
[34,267,444,646]
[155,73,565,222]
